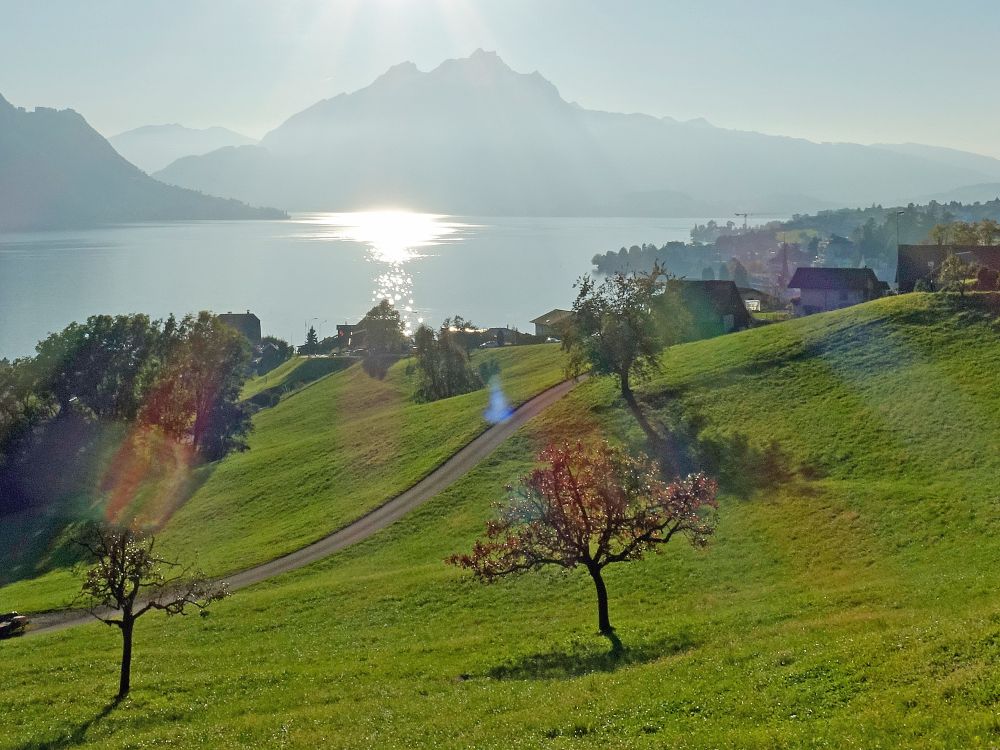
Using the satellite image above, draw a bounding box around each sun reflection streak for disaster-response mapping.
[294,211,475,335]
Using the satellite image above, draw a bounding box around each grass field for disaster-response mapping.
[0,344,567,614]
[241,356,357,403]
[2,294,999,748]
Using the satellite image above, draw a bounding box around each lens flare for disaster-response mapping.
[100,425,195,527]
[483,375,513,424]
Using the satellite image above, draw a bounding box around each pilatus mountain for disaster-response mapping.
[153,50,1000,216]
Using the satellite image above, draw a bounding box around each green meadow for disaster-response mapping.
[240,355,356,402]
[2,293,1000,748]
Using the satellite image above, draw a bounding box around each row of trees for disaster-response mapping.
[701,257,749,286]
[780,199,1000,240]
[1,312,253,514]
[592,240,767,282]
[927,219,1000,246]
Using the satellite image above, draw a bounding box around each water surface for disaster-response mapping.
[0,213,767,357]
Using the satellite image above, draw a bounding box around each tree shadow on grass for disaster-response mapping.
[600,389,813,498]
[484,629,697,681]
[13,701,118,750]
[589,382,810,494]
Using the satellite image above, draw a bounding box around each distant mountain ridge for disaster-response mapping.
[872,142,1000,183]
[154,50,1000,216]
[0,94,284,231]
[109,123,256,173]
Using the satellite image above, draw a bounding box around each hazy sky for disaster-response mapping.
[3,0,1000,156]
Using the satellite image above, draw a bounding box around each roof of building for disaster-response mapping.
[673,280,750,320]
[788,267,879,290]
[218,310,262,342]
[677,279,741,301]
[530,309,573,325]
[218,310,260,323]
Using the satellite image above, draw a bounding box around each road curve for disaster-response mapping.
[25,375,585,637]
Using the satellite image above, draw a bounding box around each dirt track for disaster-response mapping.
[23,376,584,638]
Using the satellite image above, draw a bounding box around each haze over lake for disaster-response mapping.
[0,212,775,358]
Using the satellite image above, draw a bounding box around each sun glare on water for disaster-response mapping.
[294,210,474,334]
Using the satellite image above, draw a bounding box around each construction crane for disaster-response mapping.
[734,212,751,231]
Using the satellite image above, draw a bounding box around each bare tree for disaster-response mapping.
[448,441,717,637]
[78,525,228,701]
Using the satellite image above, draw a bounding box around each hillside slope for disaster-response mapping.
[3,295,999,748]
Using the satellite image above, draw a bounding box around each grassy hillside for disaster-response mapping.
[241,356,356,402]
[3,294,1000,748]
[0,345,567,613]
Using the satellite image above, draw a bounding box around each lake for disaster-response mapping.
[0,212,771,358]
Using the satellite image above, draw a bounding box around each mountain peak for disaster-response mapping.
[435,48,516,77]
[469,48,503,63]
[374,60,419,85]
[685,117,714,128]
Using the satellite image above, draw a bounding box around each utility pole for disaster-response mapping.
[735,212,750,231]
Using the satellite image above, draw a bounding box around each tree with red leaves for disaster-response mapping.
[448,441,718,636]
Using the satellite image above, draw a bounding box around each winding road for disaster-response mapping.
[24,376,584,637]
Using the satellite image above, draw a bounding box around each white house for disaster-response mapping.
[529,309,572,338]
[788,267,883,316]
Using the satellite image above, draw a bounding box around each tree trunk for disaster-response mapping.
[619,370,663,450]
[588,565,613,635]
[118,618,134,701]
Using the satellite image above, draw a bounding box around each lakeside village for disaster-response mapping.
[234,210,1000,378]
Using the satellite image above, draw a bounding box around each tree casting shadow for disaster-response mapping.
[13,701,118,750]
[484,629,696,681]
[613,389,815,496]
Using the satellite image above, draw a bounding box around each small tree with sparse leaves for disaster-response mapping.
[937,252,974,296]
[448,441,717,637]
[562,268,688,450]
[77,524,228,701]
